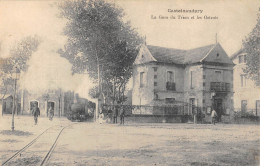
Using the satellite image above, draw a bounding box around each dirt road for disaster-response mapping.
[46,123,260,166]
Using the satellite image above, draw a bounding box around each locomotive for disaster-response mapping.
[67,102,94,122]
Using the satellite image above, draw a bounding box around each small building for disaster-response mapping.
[20,89,75,117]
[231,49,260,115]
[132,43,234,121]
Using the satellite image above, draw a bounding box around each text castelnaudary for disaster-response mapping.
[168,9,203,13]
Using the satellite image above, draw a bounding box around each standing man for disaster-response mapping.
[119,106,125,125]
[211,108,218,125]
[113,106,118,124]
[32,104,40,125]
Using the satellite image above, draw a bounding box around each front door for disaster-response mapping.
[214,99,222,121]
[189,98,195,115]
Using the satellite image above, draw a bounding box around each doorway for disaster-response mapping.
[30,101,39,113]
[214,99,223,121]
[189,98,195,115]
[47,101,55,116]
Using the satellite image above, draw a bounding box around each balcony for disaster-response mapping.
[166,82,176,91]
[210,82,230,92]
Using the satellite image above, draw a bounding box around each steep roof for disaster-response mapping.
[146,44,216,64]
[184,44,215,64]
[147,45,185,64]
[230,48,245,60]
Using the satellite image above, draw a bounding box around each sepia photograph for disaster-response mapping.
[0,0,259,165]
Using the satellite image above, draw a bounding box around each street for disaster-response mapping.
[0,116,259,166]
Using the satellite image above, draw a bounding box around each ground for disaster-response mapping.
[0,115,259,166]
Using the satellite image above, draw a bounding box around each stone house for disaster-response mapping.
[132,43,234,120]
[231,49,260,115]
[20,89,75,117]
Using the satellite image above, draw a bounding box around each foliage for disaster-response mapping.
[58,0,142,104]
[242,13,260,86]
[0,35,41,99]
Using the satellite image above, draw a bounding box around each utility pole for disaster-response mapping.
[11,67,19,131]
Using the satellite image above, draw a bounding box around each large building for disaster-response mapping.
[132,43,234,120]
[231,49,260,115]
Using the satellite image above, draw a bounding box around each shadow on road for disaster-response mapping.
[0,130,32,136]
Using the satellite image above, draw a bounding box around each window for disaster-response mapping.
[165,98,175,104]
[154,82,157,86]
[256,100,260,115]
[154,93,159,100]
[203,75,206,79]
[240,75,247,87]
[166,71,175,90]
[167,71,174,82]
[154,75,157,79]
[238,55,247,64]
[140,72,144,87]
[153,67,158,72]
[190,71,194,89]
[215,70,222,81]
[203,82,206,87]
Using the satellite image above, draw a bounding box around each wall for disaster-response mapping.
[202,64,234,121]
[21,89,67,117]
[183,65,203,115]
[153,64,185,103]
[132,63,185,104]
[233,55,260,114]
[132,64,154,107]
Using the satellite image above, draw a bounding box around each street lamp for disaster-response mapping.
[11,66,20,131]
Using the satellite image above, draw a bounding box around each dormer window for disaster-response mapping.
[216,53,219,57]
[238,55,247,64]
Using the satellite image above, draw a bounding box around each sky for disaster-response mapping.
[0,0,259,99]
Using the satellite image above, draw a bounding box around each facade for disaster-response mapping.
[132,43,234,119]
[231,50,260,115]
[20,89,75,117]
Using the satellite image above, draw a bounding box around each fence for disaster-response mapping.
[102,102,201,116]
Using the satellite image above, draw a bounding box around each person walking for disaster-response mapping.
[48,106,54,121]
[211,109,218,125]
[32,104,40,125]
[119,106,125,125]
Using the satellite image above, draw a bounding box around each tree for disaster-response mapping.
[58,0,142,105]
[0,35,41,115]
[242,13,260,86]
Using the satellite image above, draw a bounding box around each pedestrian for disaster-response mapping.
[32,104,40,125]
[119,106,125,125]
[48,106,54,121]
[113,106,118,124]
[211,109,218,125]
[99,112,104,124]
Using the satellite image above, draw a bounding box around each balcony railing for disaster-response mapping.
[210,82,230,92]
[166,82,176,91]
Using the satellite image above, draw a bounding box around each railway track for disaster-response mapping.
[2,124,74,166]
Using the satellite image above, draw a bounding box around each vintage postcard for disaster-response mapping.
[0,0,259,165]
